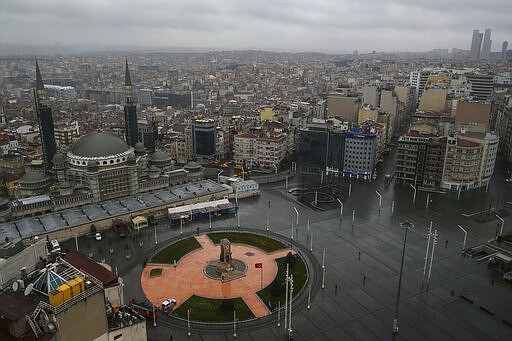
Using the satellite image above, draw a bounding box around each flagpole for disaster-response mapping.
[260,266,263,290]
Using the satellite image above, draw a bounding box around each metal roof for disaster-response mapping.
[1,180,228,244]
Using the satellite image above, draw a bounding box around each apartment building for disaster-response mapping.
[233,131,288,169]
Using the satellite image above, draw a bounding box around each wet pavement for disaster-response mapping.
[62,153,512,340]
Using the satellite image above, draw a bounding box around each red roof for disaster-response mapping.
[63,250,118,286]
[237,133,257,139]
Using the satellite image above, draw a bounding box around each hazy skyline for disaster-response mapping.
[1,0,511,54]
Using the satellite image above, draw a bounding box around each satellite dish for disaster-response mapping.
[12,281,18,292]
[24,283,34,296]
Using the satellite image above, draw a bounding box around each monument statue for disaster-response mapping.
[206,237,246,282]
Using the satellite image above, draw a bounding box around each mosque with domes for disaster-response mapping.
[7,61,203,220]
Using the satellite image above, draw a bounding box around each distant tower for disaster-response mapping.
[481,28,492,59]
[123,59,138,148]
[34,61,57,172]
[470,29,483,60]
[502,41,509,60]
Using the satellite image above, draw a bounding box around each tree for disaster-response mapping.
[285,252,296,268]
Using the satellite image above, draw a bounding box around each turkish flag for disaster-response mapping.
[255,263,263,268]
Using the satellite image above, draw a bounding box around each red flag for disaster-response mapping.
[255,263,263,268]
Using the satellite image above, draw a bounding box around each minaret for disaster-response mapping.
[34,60,57,171]
[123,58,138,148]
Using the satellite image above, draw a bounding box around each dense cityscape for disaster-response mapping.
[0,23,511,341]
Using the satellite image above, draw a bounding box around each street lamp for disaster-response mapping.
[410,184,416,204]
[375,190,382,215]
[392,220,414,337]
[457,225,467,251]
[495,214,504,240]
[293,206,299,226]
[266,200,270,232]
[337,198,343,226]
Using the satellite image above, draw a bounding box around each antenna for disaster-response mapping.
[24,282,34,296]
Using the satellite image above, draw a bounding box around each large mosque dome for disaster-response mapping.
[67,131,134,167]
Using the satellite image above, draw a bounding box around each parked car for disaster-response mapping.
[161,298,177,310]
[506,178,512,183]
[95,233,102,241]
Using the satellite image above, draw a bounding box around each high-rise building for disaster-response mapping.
[481,28,492,59]
[33,61,57,172]
[470,29,483,60]
[191,119,216,163]
[123,59,138,148]
[409,70,431,103]
[502,41,509,60]
[137,119,158,153]
[463,74,494,102]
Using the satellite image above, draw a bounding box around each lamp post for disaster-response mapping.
[290,213,294,240]
[284,263,289,331]
[187,308,191,337]
[209,213,212,230]
[154,224,158,245]
[375,190,382,215]
[266,200,270,232]
[233,310,237,338]
[307,284,311,309]
[410,184,416,205]
[288,275,294,337]
[423,222,433,281]
[337,198,343,226]
[427,229,438,287]
[495,214,504,240]
[293,206,299,226]
[457,225,467,251]
[392,220,414,337]
[277,301,281,327]
[153,305,156,327]
[237,207,240,229]
[180,217,183,235]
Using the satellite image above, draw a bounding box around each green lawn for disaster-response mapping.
[173,295,255,322]
[149,268,162,277]
[502,234,512,243]
[257,254,308,311]
[207,232,287,253]
[148,237,201,264]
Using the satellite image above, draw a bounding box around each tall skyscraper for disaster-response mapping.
[470,29,483,60]
[481,28,492,59]
[34,61,57,171]
[123,59,138,148]
[502,41,509,60]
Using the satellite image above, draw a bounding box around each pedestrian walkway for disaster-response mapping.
[141,233,293,318]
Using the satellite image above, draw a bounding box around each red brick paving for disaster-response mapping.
[141,234,293,317]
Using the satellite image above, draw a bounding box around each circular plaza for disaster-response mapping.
[141,232,310,323]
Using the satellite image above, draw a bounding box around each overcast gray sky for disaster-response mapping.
[1,0,511,53]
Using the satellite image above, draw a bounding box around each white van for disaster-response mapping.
[50,239,61,253]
